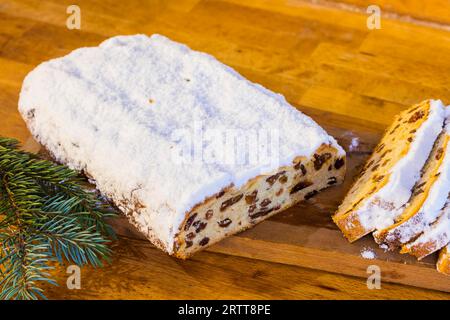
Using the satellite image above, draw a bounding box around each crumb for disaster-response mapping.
[349,137,360,152]
[361,247,376,260]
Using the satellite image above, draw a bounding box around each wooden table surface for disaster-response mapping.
[2,0,450,299]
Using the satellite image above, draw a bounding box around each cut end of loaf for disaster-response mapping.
[172,144,346,258]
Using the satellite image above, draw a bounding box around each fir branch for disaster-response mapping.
[0,136,117,299]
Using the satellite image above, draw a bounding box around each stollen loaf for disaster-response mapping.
[19,34,346,258]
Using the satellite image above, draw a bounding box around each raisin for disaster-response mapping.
[216,190,225,198]
[408,110,425,123]
[275,188,283,196]
[416,182,426,189]
[407,137,413,143]
[260,198,272,207]
[408,105,420,114]
[313,153,332,170]
[366,159,374,168]
[279,175,288,184]
[358,169,366,178]
[185,240,193,248]
[290,180,313,194]
[334,158,345,170]
[186,232,195,240]
[300,164,307,175]
[389,124,400,134]
[184,213,197,231]
[266,171,286,185]
[220,194,243,211]
[375,143,385,152]
[245,190,258,204]
[304,190,318,200]
[26,108,35,119]
[248,204,257,213]
[195,222,207,233]
[371,164,380,172]
[410,129,416,134]
[353,197,364,207]
[373,175,384,182]
[199,237,210,246]
[218,218,232,228]
[327,177,337,185]
[381,159,390,167]
[380,150,391,158]
[205,209,213,220]
[249,205,280,219]
[436,148,444,160]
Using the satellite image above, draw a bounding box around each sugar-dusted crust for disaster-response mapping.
[399,199,450,259]
[334,100,446,242]
[173,144,345,258]
[437,245,450,275]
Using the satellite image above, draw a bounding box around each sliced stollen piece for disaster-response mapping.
[437,244,450,275]
[18,34,345,259]
[374,125,450,248]
[400,200,449,259]
[333,100,446,242]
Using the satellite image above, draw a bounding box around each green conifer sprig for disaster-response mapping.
[0,137,117,300]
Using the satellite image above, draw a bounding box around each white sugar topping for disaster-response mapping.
[19,34,343,252]
[358,100,447,230]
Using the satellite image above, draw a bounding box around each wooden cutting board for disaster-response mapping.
[24,127,450,293]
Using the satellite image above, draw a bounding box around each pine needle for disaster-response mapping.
[0,137,117,299]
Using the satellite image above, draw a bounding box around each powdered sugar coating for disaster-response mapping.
[18,34,343,252]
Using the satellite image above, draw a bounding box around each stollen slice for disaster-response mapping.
[400,199,449,259]
[374,123,450,248]
[437,244,450,275]
[333,100,446,242]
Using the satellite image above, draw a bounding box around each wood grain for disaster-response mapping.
[42,236,450,300]
[1,0,450,299]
